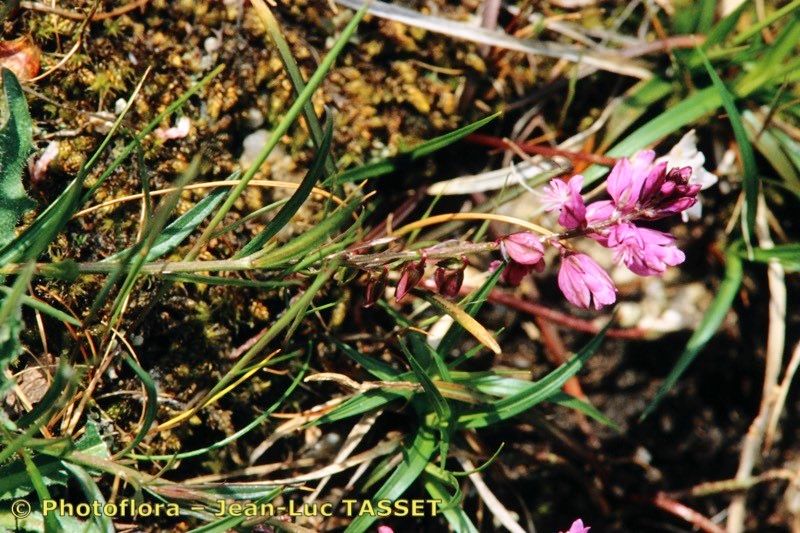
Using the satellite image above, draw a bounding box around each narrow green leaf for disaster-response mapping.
[424,475,478,533]
[189,6,367,253]
[238,117,333,257]
[0,286,81,326]
[114,355,158,457]
[699,49,758,254]
[458,322,610,428]
[399,340,451,467]
[332,112,500,185]
[104,172,238,264]
[20,449,59,533]
[62,463,115,533]
[252,199,359,268]
[0,262,33,376]
[549,392,620,431]
[345,424,437,533]
[741,243,800,271]
[642,247,743,419]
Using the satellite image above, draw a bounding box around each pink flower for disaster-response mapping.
[607,222,685,276]
[541,175,586,230]
[500,232,545,269]
[559,518,590,533]
[557,253,616,310]
[606,150,655,213]
[377,526,394,533]
[584,200,615,225]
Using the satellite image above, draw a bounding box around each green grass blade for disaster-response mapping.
[252,0,335,175]
[741,243,800,271]
[0,286,81,326]
[345,424,437,533]
[19,449,59,533]
[0,262,34,376]
[399,340,451,467]
[316,389,413,425]
[699,49,758,254]
[424,475,477,533]
[549,392,620,430]
[641,247,743,419]
[62,463,115,533]
[332,112,500,185]
[187,6,367,257]
[253,199,359,268]
[458,322,610,428]
[731,0,800,46]
[114,354,158,457]
[237,116,333,257]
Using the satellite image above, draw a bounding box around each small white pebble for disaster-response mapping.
[245,107,264,129]
[240,129,270,167]
[204,36,220,55]
[114,98,127,114]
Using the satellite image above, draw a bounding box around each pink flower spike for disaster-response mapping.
[557,253,616,310]
[541,175,587,230]
[500,232,545,267]
[607,222,685,276]
[559,518,590,533]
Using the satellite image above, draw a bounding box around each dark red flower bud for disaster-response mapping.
[500,261,533,286]
[395,257,426,301]
[363,268,388,308]
[434,265,464,298]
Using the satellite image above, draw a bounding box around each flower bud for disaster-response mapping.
[395,257,426,301]
[434,263,464,298]
[363,268,388,308]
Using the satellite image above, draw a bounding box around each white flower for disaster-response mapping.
[656,129,718,222]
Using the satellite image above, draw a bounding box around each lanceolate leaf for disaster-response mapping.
[104,172,239,264]
[0,68,34,249]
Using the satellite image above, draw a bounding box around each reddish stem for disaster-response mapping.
[649,493,725,533]
[466,133,618,166]
[486,289,648,340]
[421,280,648,339]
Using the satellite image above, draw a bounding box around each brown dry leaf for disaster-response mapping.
[0,36,41,81]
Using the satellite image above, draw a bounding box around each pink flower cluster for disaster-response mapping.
[499,150,700,310]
